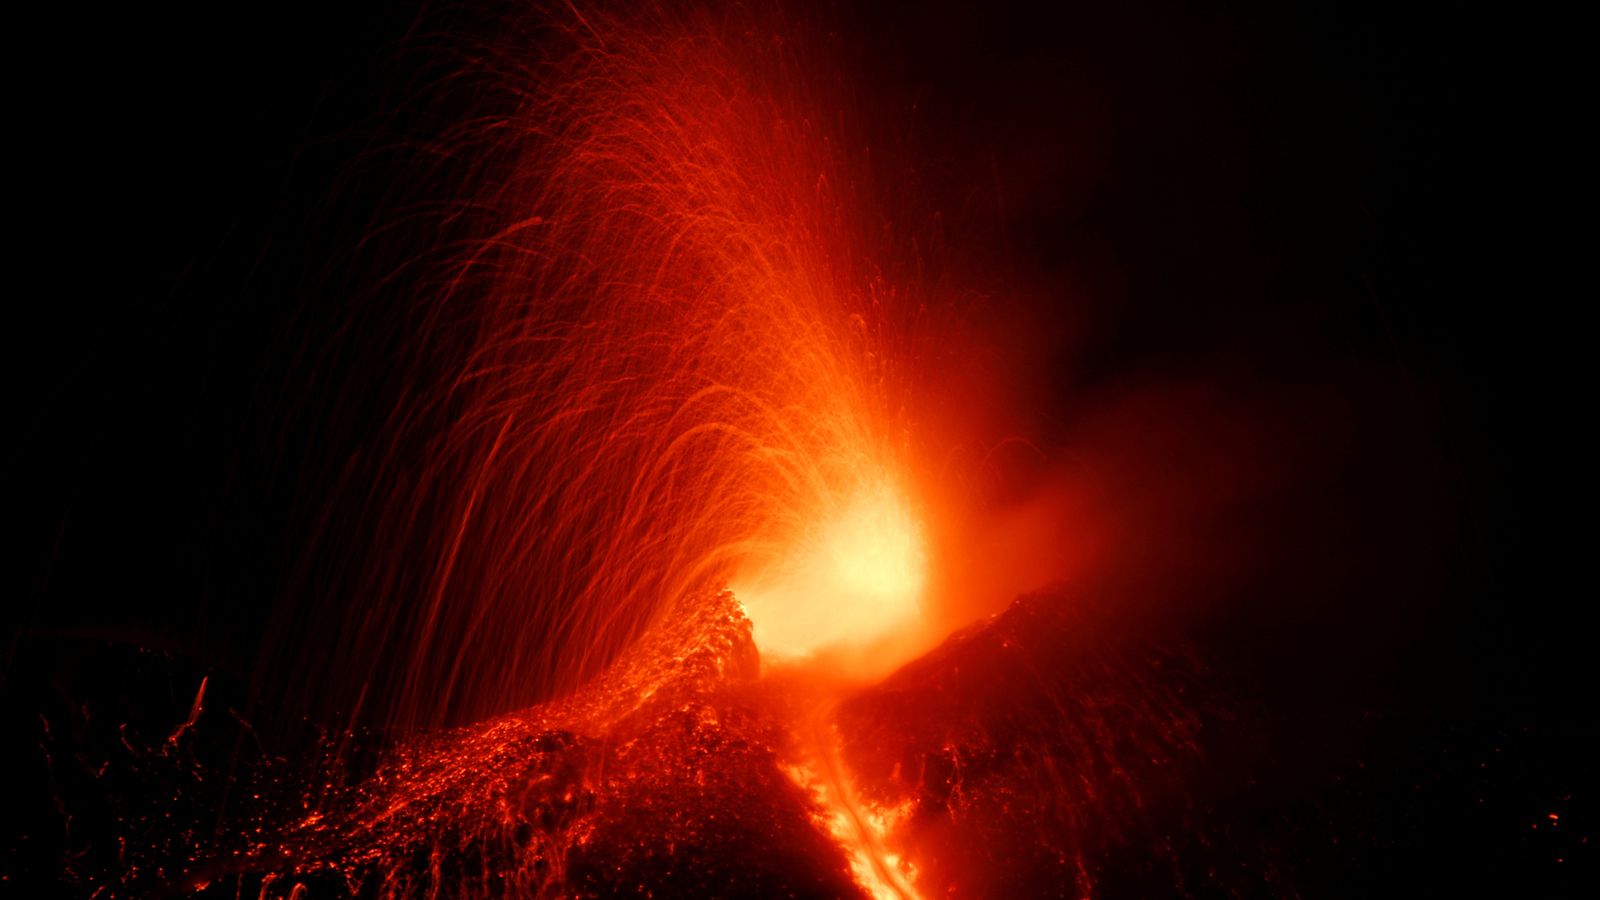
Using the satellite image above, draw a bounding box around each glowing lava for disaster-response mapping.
[734,476,928,659]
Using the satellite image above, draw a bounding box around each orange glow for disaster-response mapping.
[733,476,928,659]
[275,0,958,731]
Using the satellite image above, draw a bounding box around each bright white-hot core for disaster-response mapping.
[735,479,928,658]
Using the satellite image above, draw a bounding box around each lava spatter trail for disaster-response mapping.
[263,0,942,740]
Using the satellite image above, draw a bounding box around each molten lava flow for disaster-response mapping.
[794,702,922,900]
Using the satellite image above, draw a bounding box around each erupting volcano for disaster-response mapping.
[256,0,960,733]
[7,0,1588,897]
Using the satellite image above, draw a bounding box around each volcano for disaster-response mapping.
[5,0,1587,896]
[14,586,1289,899]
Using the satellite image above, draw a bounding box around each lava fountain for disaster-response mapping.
[260,0,963,738]
[243,1,989,893]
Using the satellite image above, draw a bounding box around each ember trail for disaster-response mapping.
[267,0,949,739]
